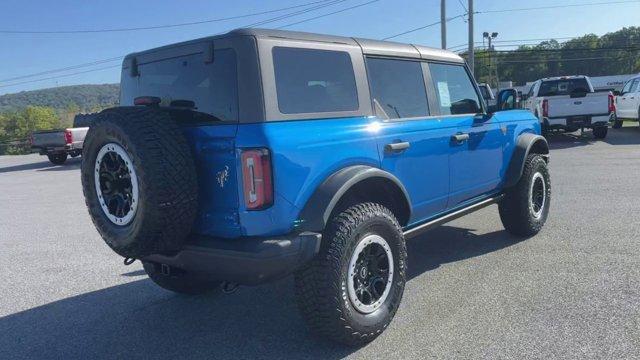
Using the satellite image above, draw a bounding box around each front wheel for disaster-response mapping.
[499,154,551,237]
[593,126,608,139]
[143,262,222,295]
[47,152,68,165]
[294,203,407,346]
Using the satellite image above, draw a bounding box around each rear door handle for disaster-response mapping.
[385,141,410,153]
[451,133,470,143]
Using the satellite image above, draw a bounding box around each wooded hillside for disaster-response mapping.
[0,84,118,113]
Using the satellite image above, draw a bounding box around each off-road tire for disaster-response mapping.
[81,107,198,258]
[47,152,67,165]
[499,154,551,237]
[593,126,608,139]
[143,262,222,295]
[294,203,407,346]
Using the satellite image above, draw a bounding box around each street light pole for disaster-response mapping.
[441,0,446,49]
[483,32,499,89]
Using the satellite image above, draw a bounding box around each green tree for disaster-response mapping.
[463,26,640,85]
[4,106,59,140]
[0,112,8,141]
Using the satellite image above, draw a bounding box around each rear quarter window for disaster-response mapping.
[121,49,238,122]
[429,63,481,115]
[272,47,358,114]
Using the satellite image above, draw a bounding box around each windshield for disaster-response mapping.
[538,78,590,96]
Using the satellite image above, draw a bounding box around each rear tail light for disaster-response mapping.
[64,129,73,144]
[241,148,273,210]
[542,99,549,118]
[608,93,615,113]
[134,96,161,106]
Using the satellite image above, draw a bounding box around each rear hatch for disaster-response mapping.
[120,45,242,238]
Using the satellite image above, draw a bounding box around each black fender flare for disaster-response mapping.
[504,133,549,188]
[297,165,411,232]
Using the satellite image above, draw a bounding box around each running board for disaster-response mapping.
[403,195,504,239]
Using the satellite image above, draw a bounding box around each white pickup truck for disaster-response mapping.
[613,73,640,128]
[30,113,95,165]
[525,75,614,139]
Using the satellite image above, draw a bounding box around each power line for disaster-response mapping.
[382,13,466,41]
[381,0,640,42]
[478,0,639,14]
[4,0,639,90]
[0,0,351,86]
[0,57,123,83]
[469,46,640,54]
[457,0,468,13]
[447,36,582,50]
[237,0,348,28]
[0,0,340,34]
[496,56,613,63]
[276,0,380,29]
[0,65,121,88]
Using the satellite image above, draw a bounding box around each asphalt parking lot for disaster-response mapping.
[1,127,639,360]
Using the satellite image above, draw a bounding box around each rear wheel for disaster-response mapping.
[499,154,551,237]
[143,262,222,295]
[47,152,67,165]
[294,203,407,346]
[593,126,608,139]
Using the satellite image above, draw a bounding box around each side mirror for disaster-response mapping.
[496,88,518,111]
[612,90,621,96]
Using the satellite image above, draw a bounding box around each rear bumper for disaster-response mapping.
[545,114,610,128]
[32,144,81,155]
[142,231,322,285]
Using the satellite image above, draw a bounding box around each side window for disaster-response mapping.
[272,47,358,114]
[527,84,535,98]
[621,80,633,94]
[365,57,429,119]
[632,79,640,93]
[429,63,481,115]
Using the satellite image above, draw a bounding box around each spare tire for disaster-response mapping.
[81,107,198,258]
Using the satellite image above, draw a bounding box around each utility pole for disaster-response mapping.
[441,0,446,49]
[468,0,474,76]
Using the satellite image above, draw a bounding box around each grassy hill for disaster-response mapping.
[0,84,119,113]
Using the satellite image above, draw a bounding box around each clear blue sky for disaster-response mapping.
[1,0,639,95]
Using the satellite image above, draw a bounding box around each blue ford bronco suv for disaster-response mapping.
[81,29,550,345]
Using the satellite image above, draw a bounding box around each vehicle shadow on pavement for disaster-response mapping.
[547,127,640,149]
[604,126,640,145]
[406,226,519,280]
[0,160,54,174]
[546,132,595,150]
[36,158,82,172]
[0,226,518,360]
